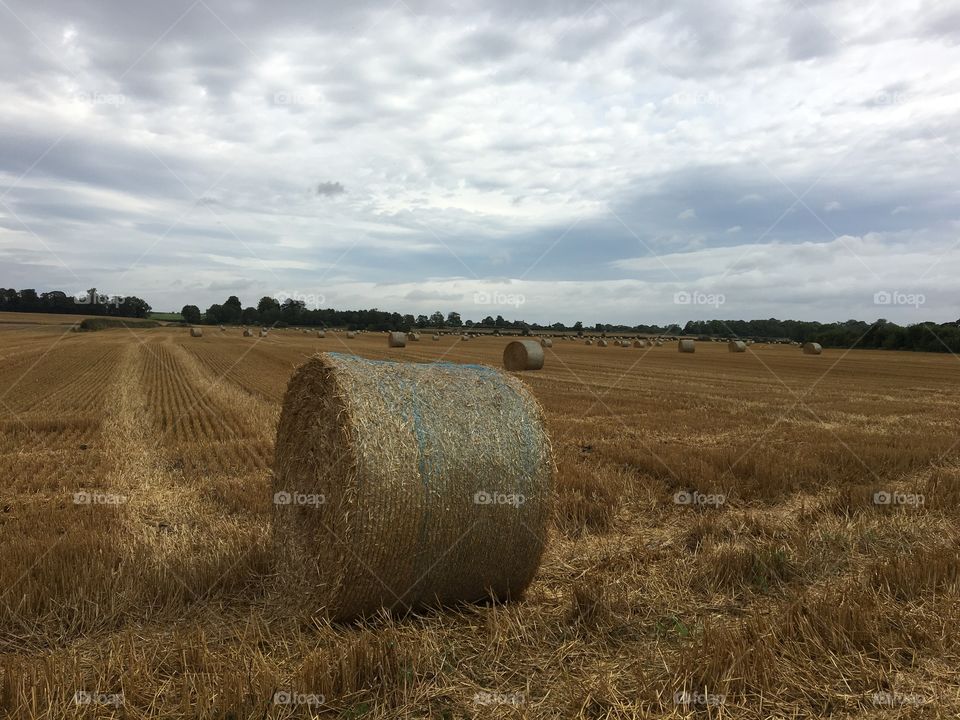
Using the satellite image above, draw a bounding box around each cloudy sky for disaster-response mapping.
[1,0,958,325]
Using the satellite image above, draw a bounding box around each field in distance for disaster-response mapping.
[1,323,958,718]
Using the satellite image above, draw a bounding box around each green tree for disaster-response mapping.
[430,311,445,328]
[222,295,243,324]
[257,296,280,314]
[181,305,202,324]
[446,311,462,327]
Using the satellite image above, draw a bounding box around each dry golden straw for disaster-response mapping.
[273,352,554,621]
[190,327,203,337]
[317,330,326,338]
[803,342,823,354]
[540,338,553,348]
[678,339,695,353]
[728,340,747,352]
[388,332,407,348]
[503,340,545,371]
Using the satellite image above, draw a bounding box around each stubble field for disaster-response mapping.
[1,319,958,718]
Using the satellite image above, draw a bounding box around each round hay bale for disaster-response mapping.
[540,338,553,348]
[678,339,695,353]
[273,352,554,621]
[317,331,326,338]
[346,331,356,339]
[803,342,822,355]
[243,329,253,337]
[461,335,469,341]
[432,334,440,341]
[633,339,646,348]
[259,329,268,338]
[728,340,747,353]
[190,327,203,337]
[503,340,544,371]
[597,339,608,347]
[584,339,593,345]
[408,332,421,342]
[220,325,226,331]
[388,332,407,348]
[655,340,664,347]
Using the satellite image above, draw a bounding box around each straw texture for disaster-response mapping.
[678,339,695,353]
[190,328,203,337]
[273,352,554,621]
[728,340,747,352]
[388,332,407,348]
[503,340,545,371]
[803,342,823,354]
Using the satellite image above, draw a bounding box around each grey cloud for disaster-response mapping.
[316,181,345,196]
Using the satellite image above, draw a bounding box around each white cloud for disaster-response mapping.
[0,0,957,322]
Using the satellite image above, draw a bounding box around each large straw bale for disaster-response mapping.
[388,332,407,348]
[803,342,823,355]
[190,327,203,337]
[503,340,544,371]
[273,352,554,620]
[678,339,695,353]
[540,338,553,348]
[728,340,747,352]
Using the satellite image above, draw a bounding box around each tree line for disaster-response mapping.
[3,286,959,353]
[0,288,151,318]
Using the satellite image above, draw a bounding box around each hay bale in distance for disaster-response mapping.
[597,339,608,347]
[584,339,593,345]
[273,352,554,621]
[346,331,356,339]
[190,327,203,337]
[504,340,545,371]
[408,332,421,342]
[317,331,326,338]
[461,335,469,341]
[243,329,253,337]
[388,332,407,348]
[728,340,747,353]
[803,342,823,355]
[540,338,553,348]
[678,339,695,353]
[432,334,440,341]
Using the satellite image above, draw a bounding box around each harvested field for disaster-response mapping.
[1,319,959,718]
